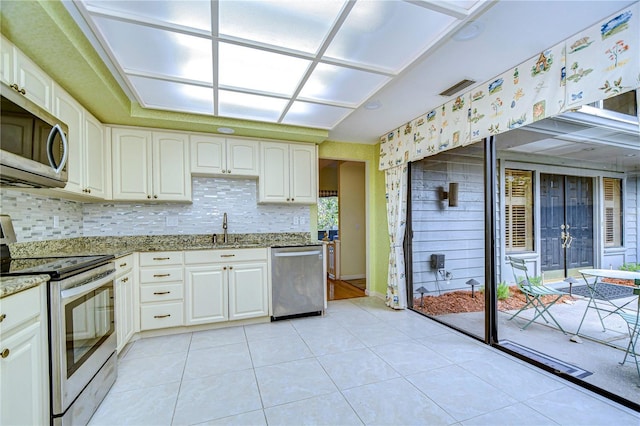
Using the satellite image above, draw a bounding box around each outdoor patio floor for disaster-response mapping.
[430,294,640,405]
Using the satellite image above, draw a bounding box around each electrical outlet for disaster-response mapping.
[293,216,299,225]
[53,215,59,228]
[166,216,178,227]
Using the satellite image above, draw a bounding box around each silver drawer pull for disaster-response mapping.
[153,274,171,278]
[220,254,235,258]
[153,291,171,295]
[119,262,128,267]
[153,314,171,319]
[153,257,170,261]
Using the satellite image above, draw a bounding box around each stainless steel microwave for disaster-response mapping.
[0,82,69,188]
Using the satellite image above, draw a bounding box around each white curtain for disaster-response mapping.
[385,164,408,309]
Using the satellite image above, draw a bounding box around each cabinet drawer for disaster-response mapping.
[140,283,183,303]
[186,248,268,264]
[140,302,183,330]
[0,286,41,335]
[140,267,183,283]
[139,251,183,266]
[115,254,134,276]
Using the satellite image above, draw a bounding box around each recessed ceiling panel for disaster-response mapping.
[283,101,352,129]
[300,63,390,106]
[93,16,212,83]
[218,43,311,96]
[219,0,346,53]
[129,76,214,115]
[324,1,457,73]
[85,0,211,32]
[219,90,288,122]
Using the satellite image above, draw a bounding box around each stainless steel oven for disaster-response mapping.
[49,261,117,425]
[0,214,117,426]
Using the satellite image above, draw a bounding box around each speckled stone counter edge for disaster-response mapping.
[7,232,317,258]
[0,275,49,299]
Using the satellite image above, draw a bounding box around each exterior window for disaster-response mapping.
[603,177,623,247]
[505,169,533,252]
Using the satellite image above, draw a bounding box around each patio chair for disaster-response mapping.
[618,279,640,383]
[507,257,567,334]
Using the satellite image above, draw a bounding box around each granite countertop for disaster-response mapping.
[0,275,49,299]
[7,233,319,258]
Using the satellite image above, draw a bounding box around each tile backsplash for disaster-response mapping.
[0,177,310,242]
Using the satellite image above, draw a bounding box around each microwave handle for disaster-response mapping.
[46,124,69,174]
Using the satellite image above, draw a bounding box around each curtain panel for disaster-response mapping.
[379,3,640,171]
[385,164,408,309]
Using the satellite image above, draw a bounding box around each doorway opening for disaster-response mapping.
[318,159,367,300]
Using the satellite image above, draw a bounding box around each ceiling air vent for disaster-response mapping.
[439,79,476,97]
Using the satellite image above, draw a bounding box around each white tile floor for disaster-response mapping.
[89,297,640,425]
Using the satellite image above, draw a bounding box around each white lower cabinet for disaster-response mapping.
[115,254,135,352]
[184,248,268,325]
[138,252,184,331]
[184,265,227,325]
[0,285,49,426]
[228,262,268,320]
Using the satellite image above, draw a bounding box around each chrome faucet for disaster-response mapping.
[222,212,228,243]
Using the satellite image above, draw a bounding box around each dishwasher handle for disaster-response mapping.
[273,250,322,257]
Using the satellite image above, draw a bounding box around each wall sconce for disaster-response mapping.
[441,182,459,207]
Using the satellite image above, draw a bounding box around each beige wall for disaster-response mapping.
[338,162,366,279]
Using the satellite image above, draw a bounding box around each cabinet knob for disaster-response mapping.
[122,277,129,283]
[154,195,158,199]
[291,198,294,202]
[229,266,233,270]
[227,170,231,173]
[0,313,6,323]
[286,198,290,201]
[1,348,9,359]
[222,170,227,173]
[223,266,227,270]
[147,195,152,199]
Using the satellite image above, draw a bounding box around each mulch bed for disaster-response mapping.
[413,285,573,316]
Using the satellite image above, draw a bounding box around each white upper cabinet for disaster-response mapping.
[190,135,259,177]
[0,36,53,112]
[259,142,317,204]
[53,85,110,199]
[112,128,191,201]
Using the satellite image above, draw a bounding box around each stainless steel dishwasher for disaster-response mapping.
[271,245,324,320]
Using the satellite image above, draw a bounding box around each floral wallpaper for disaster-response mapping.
[379,3,640,171]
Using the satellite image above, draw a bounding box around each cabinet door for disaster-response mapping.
[84,113,110,199]
[0,322,47,426]
[0,35,13,85]
[53,86,84,194]
[153,132,191,201]
[227,139,259,177]
[259,142,289,203]
[112,128,152,200]
[228,262,268,320]
[15,51,52,112]
[190,135,225,175]
[289,143,317,204]
[116,270,134,353]
[185,265,228,325]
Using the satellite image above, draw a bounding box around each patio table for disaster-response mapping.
[575,269,640,336]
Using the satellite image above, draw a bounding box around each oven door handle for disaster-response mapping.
[60,270,115,303]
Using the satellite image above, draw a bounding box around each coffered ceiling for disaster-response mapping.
[63,0,637,144]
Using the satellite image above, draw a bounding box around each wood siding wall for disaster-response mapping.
[410,147,486,296]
